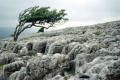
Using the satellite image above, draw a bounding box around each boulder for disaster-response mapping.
[111,29,120,36]
[13,44,23,53]
[0,72,5,80]
[48,75,65,80]
[5,42,17,51]
[32,41,47,53]
[37,53,43,57]
[26,53,68,80]
[75,53,95,72]
[9,67,26,80]
[47,40,69,54]
[19,47,28,56]
[61,42,80,55]
[26,42,33,51]
[116,35,120,41]
[0,53,17,65]
[23,75,32,80]
[98,48,120,56]
[26,56,52,80]
[75,56,120,80]
[22,56,31,61]
[3,61,25,78]
[67,44,87,60]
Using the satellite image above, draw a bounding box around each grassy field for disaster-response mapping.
[0,64,3,72]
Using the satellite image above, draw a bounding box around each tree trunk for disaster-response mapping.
[14,37,17,41]
[13,34,18,41]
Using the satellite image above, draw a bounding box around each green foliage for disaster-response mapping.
[68,69,75,76]
[13,6,68,41]
[94,31,101,35]
[64,68,75,80]
[37,27,44,33]
[82,36,89,42]
[28,51,35,56]
[19,6,68,24]
[0,64,3,71]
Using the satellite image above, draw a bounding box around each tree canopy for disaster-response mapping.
[13,6,68,41]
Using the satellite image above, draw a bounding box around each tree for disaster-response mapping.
[13,6,68,41]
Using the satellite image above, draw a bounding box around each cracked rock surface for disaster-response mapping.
[0,20,120,80]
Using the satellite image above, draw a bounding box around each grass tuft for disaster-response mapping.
[0,64,3,72]
[94,31,101,35]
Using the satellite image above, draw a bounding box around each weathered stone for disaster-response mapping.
[9,67,26,80]
[47,40,67,54]
[13,44,23,53]
[0,20,120,80]
[26,42,33,51]
[61,42,80,55]
[3,61,25,78]
[0,72,5,80]
[111,29,120,36]
[48,75,65,80]
[67,44,87,60]
[37,53,43,57]
[32,41,47,53]
[75,56,120,80]
[0,53,17,65]
[26,53,68,80]
[19,47,28,56]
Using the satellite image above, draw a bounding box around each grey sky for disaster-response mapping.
[0,0,120,28]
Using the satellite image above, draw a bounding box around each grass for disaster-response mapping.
[64,69,75,80]
[28,51,36,56]
[0,64,3,72]
[68,69,75,76]
[82,36,89,42]
[94,31,101,35]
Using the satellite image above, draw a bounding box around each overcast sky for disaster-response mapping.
[0,0,120,29]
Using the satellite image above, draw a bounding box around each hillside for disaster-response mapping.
[0,20,120,80]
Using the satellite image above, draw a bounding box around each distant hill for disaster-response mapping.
[0,27,14,39]
[0,27,39,39]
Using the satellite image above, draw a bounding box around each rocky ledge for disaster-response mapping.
[0,20,120,80]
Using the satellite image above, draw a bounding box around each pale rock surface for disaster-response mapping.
[0,20,120,80]
[0,53,17,65]
[3,61,25,78]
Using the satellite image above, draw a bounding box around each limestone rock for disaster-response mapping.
[19,47,28,56]
[9,67,26,80]
[26,53,68,80]
[75,56,120,80]
[0,53,17,65]
[47,40,68,55]
[0,72,5,80]
[32,41,47,53]
[49,75,65,80]
[0,20,120,80]
[3,61,25,78]
[61,42,80,55]
[13,44,23,53]
[37,53,43,57]
[67,44,87,60]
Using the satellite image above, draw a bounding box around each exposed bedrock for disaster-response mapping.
[0,20,120,80]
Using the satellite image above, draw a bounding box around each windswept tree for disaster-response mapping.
[13,6,68,41]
